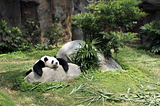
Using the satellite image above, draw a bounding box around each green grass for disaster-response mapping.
[112,46,160,77]
[0,46,160,106]
[0,90,16,106]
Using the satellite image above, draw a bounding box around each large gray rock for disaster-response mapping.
[56,40,122,71]
[56,40,85,62]
[24,63,81,83]
[72,27,84,40]
[100,57,122,72]
[73,0,90,14]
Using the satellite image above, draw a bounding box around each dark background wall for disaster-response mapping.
[0,0,160,45]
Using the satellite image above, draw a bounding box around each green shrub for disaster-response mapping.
[0,19,41,52]
[44,18,62,47]
[20,19,40,51]
[0,20,22,53]
[98,31,138,56]
[72,0,146,57]
[34,44,46,50]
[140,20,160,53]
[69,39,100,72]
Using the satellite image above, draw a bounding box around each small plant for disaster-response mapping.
[20,18,40,51]
[34,44,46,50]
[69,39,100,72]
[44,18,62,47]
[0,20,22,53]
[98,31,138,56]
[140,20,160,53]
[34,44,56,50]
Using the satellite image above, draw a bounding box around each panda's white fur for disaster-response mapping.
[24,56,69,76]
[40,56,59,68]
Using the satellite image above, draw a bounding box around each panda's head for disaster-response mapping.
[41,56,59,68]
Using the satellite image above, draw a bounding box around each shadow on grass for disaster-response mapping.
[0,69,25,87]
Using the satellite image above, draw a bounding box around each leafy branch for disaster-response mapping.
[70,83,160,106]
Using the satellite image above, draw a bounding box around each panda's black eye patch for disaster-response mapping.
[44,57,48,62]
[51,60,54,64]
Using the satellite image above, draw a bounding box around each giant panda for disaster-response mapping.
[24,56,69,76]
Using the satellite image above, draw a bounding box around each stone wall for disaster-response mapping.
[0,0,96,44]
[140,0,160,22]
[0,0,74,44]
[131,0,160,44]
[141,0,160,44]
[51,0,73,43]
[0,0,21,27]
[2,0,158,45]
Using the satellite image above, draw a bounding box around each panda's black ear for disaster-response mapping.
[54,56,56,58]
[33,60,45,76]
[44,57,48,62]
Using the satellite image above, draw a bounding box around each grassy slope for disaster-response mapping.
[0,46,160,106]
[113,46,160,78]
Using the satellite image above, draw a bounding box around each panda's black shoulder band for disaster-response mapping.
[56,58,69,73]
[33,60,45,76]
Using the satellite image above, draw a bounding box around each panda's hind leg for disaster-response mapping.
[23,69,32,76]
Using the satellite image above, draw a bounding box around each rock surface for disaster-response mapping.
[56,40,122,71]
[0,0,94,43]
[0,0,74,44]
[56,40,85,62]
[24,63,81,83]
[139,0,160,12]
[100,57,122,71]
[72,27,84,40]
[134,0,160,44]
[1,0,160,44]
[142,0,160,6]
